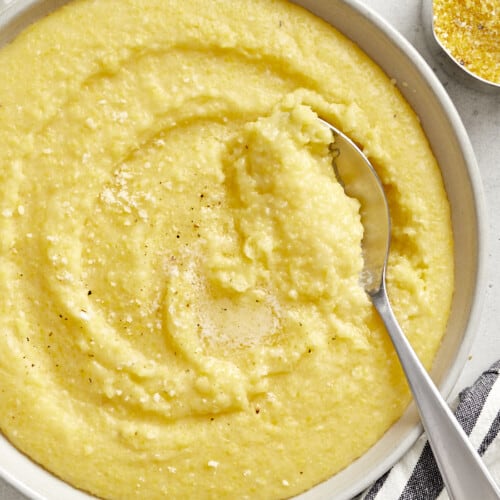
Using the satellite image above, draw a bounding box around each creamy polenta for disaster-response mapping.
[0,0,453,499]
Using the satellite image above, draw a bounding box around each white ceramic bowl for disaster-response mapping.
[0,1,486,499]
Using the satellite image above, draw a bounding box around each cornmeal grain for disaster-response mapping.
[434,0,500,83]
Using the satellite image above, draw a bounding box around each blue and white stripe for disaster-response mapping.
[361,360,500,500]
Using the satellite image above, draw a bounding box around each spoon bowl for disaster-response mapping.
[320,118,500,500]
[320,118,389,295]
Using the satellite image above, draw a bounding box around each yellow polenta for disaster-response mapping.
[0,0,453,499]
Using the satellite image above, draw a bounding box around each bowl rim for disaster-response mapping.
[0,0,487,499]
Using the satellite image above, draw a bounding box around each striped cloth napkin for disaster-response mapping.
[360,360,500,499]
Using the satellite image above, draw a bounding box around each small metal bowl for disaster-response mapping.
[422,0,500,94]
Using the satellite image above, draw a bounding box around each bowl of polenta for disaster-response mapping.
[0,0,485,499]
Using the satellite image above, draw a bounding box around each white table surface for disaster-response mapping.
[1,0,499,498]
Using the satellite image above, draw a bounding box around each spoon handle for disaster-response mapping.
[371,282,500,500]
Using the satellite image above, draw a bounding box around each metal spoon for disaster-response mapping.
[320,118,500,500]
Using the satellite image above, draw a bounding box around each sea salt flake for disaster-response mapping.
[84,444,94,455]
[56,271,74,282]
[85,117,97,129]
[100,188,116,204]
[112,110,129,123]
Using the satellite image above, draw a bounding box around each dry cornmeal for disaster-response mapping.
[433,0,500,83]
[0,0,453,498]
